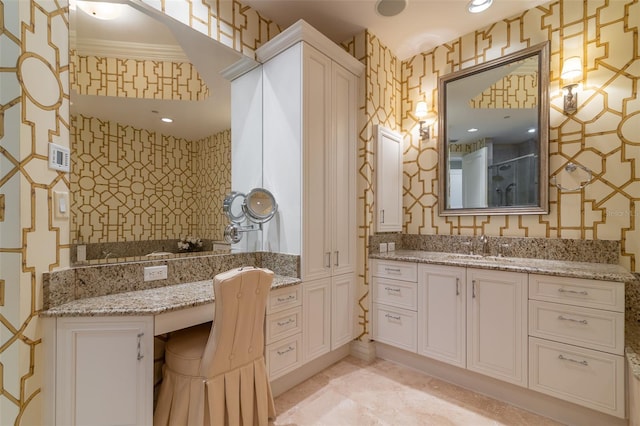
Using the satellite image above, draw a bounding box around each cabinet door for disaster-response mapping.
[330,62,357,276]
[302,278,331,362]
[302,45,332,281]
[331,273,355,349]
[418,264,466,368]
[56,316,153,426]
[467,268,528,387]
[375,125,403,232]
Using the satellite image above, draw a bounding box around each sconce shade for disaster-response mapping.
[415,101,428,118]
[561,56,582,81]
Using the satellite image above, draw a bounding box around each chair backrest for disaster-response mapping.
[198,267,274,377]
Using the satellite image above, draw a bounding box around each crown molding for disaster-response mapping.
[70,32,188,62]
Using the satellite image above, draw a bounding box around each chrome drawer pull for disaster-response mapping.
[276,295,295,302]
[558,288,589,296]
[137,333,144,361]
[384,287,401,293]
[558,354,589,366]
[276,346,295,356]
[277,318,295,327]
[385,313,401,321]
[557,315,588,325]
[384,267,402,274]
[456,278,460,296]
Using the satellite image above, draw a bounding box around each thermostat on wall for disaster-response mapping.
[48,143,70,172]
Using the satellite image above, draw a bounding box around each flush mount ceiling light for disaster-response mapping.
[375,0,407,17]
[77,1,124,20]
[467,0,493,13]
[467,128,479,132]
[161,117,173,123]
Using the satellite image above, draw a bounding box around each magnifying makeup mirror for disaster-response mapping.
[222,188,278,244]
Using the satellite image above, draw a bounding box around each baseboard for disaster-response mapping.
[270,344,350,397]
[349,339,376,362]
[376,342,626,426]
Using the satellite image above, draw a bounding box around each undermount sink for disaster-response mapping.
[442,253,521,264]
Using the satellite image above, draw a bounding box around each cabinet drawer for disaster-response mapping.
[265,333,302,380]
[371,260,417,282]
[267,285,302,314]
[372,303,417,352]
[529,300,624,355]
[529,337,625,418]
[265,306,302,345]
[372,277,417,310]
[529,274,624,312]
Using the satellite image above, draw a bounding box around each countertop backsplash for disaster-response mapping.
[43,251,299,310]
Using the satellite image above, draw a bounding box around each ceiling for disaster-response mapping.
[242,0,548,60]
[71,0,547,139]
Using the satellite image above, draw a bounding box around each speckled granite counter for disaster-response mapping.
[41,275,301,318]
[627,320,640,380]
[370,250,635,282]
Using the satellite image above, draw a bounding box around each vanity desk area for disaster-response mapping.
[40,252,305,426]
[368,237,639,426]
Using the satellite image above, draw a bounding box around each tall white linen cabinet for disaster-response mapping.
[257,21,364,363]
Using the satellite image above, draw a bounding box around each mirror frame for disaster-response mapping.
[437,41,550,216]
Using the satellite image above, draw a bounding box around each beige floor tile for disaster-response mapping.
[272,357,563,426]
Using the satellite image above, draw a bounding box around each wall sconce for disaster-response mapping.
[561,56,582,114]
[415,101,436,140]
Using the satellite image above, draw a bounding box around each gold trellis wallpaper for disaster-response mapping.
[71,115,230,244]
[72,52,210,100]
[0,0,278,423]
[469,72,538,109]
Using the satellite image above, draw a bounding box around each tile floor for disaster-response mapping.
[272,357,563,425]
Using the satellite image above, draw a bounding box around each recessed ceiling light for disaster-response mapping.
[468,128,478,133]
[161,117,173,123]
[77,1,123,20]
[467,0,493,13]
[528,128,536,133]
[376,0,407,17]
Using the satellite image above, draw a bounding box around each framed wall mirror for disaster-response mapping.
[437,42,549,216]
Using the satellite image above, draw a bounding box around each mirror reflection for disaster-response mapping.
[70,2,245,263]
[438,42,549,216]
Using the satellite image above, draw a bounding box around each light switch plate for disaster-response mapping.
[388,242,396,252]
[53,191,69,219]
[379,243,388,253]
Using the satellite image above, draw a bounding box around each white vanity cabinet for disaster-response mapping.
[417,264,466,368]
[372,260,418,352]
[51,316,154,426]
[466,268,528,387]
[528,274,626,417]
[375,125,403,232]
[265,285,304,379]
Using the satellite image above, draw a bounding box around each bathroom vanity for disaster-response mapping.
[370,249,634,425]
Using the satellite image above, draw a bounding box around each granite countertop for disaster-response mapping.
[370,250,635,282]
[627,320,640,380]
[41,274,301,317]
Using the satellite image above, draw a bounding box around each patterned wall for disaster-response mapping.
[72,52,210,100]
[402,0,640,273]
[345,0,639,341]
[71,115,230,244]
[469,72,538,109]
[0,0,278,423]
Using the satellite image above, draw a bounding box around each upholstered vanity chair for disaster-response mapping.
[154,267,276,425]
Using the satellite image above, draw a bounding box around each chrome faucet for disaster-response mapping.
[478,234,489,256]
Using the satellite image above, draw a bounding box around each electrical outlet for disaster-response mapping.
[144,265,167,281]
[379,243,388,253]
[388,242,396,252]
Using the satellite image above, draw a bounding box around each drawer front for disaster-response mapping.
[265,306,303,345]
[371,260,417,282]
[529,274,624,312]
[529,300,624,355]
[372,277,417,310]
[265,333,302,380]
[267,285,302,314]
[529,337,625,418]
[372,303,417,352]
